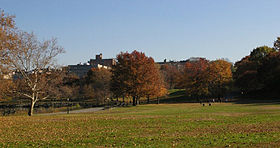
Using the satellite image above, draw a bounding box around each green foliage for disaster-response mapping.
[274,37,280,50]
[249,46,276,63]
[234,45,280,95]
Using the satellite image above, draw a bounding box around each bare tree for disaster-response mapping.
[2,31,64,116]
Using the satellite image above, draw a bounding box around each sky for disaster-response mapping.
[1,0,280,65]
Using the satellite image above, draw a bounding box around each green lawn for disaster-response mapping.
[1,102,280,147]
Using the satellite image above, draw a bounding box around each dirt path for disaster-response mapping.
[39,107,105,115]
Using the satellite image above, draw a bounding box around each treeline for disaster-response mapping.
[234,39,280,97]
[66,52,234,104]
[62,51,167,106]
[159,38,280,100]
[160,58,233,101]
[2,10,280,116]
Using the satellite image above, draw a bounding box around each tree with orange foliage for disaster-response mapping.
[0,10,18,75]
[0,78,13,100]
[111,50,166,106]
[208,59,233,99]
[144,63,167,103]
[160,64,184,89]
[184,58,210,100]
[0,11,17,101]
[184,58,233,101]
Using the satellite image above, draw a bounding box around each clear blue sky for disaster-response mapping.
[1,0,280,65]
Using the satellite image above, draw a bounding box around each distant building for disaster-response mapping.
[66,53,116,78]
[187,57,203,62]
[89,53,116,68]
[3,68,62,80]
[157,57,205,70]
[157,59,187,70]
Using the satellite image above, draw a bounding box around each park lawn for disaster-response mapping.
[1,103,280,147]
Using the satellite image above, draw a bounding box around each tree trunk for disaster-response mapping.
[28,100,36,116]
[147,96,150,104]
[133,96,136,106]
[136,97,140,105]
[157,97,160,104]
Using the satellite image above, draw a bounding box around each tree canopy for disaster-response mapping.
[111,50,166,106]
[233,43,280,96]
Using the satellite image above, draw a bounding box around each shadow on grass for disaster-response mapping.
[232,98,280,106]
[149,89,198,104]
[149,89,280,106]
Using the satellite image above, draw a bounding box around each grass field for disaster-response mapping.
[1,102,280,147]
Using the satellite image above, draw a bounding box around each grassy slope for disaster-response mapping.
[1,102,280,147]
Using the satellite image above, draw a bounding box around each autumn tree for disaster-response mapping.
[0,10,18,75]
[249,46,276,63]
[234,46,276,95]
[183,58,210,100]
[42,71,81,101]
[1,22,64,116]
[0,78,14,101]
[160,64,184,89]
[144,63,167,103]
[60,73,80,100]
[111,50,165,106]
[0,11,16,101]
[208,59,233,98]
[257,51,280,95]
[83,68,112,105]
[110,57,128,101]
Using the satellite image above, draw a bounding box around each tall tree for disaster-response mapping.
[144,63,167,103]
[184,58,210,99]
[258,51,280,94]
[0,10,18,75]
[0,11,16,100]
[111,50,165,106]
[234,46,275,94]
[1,30,64,116]
[208,59,233,98]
